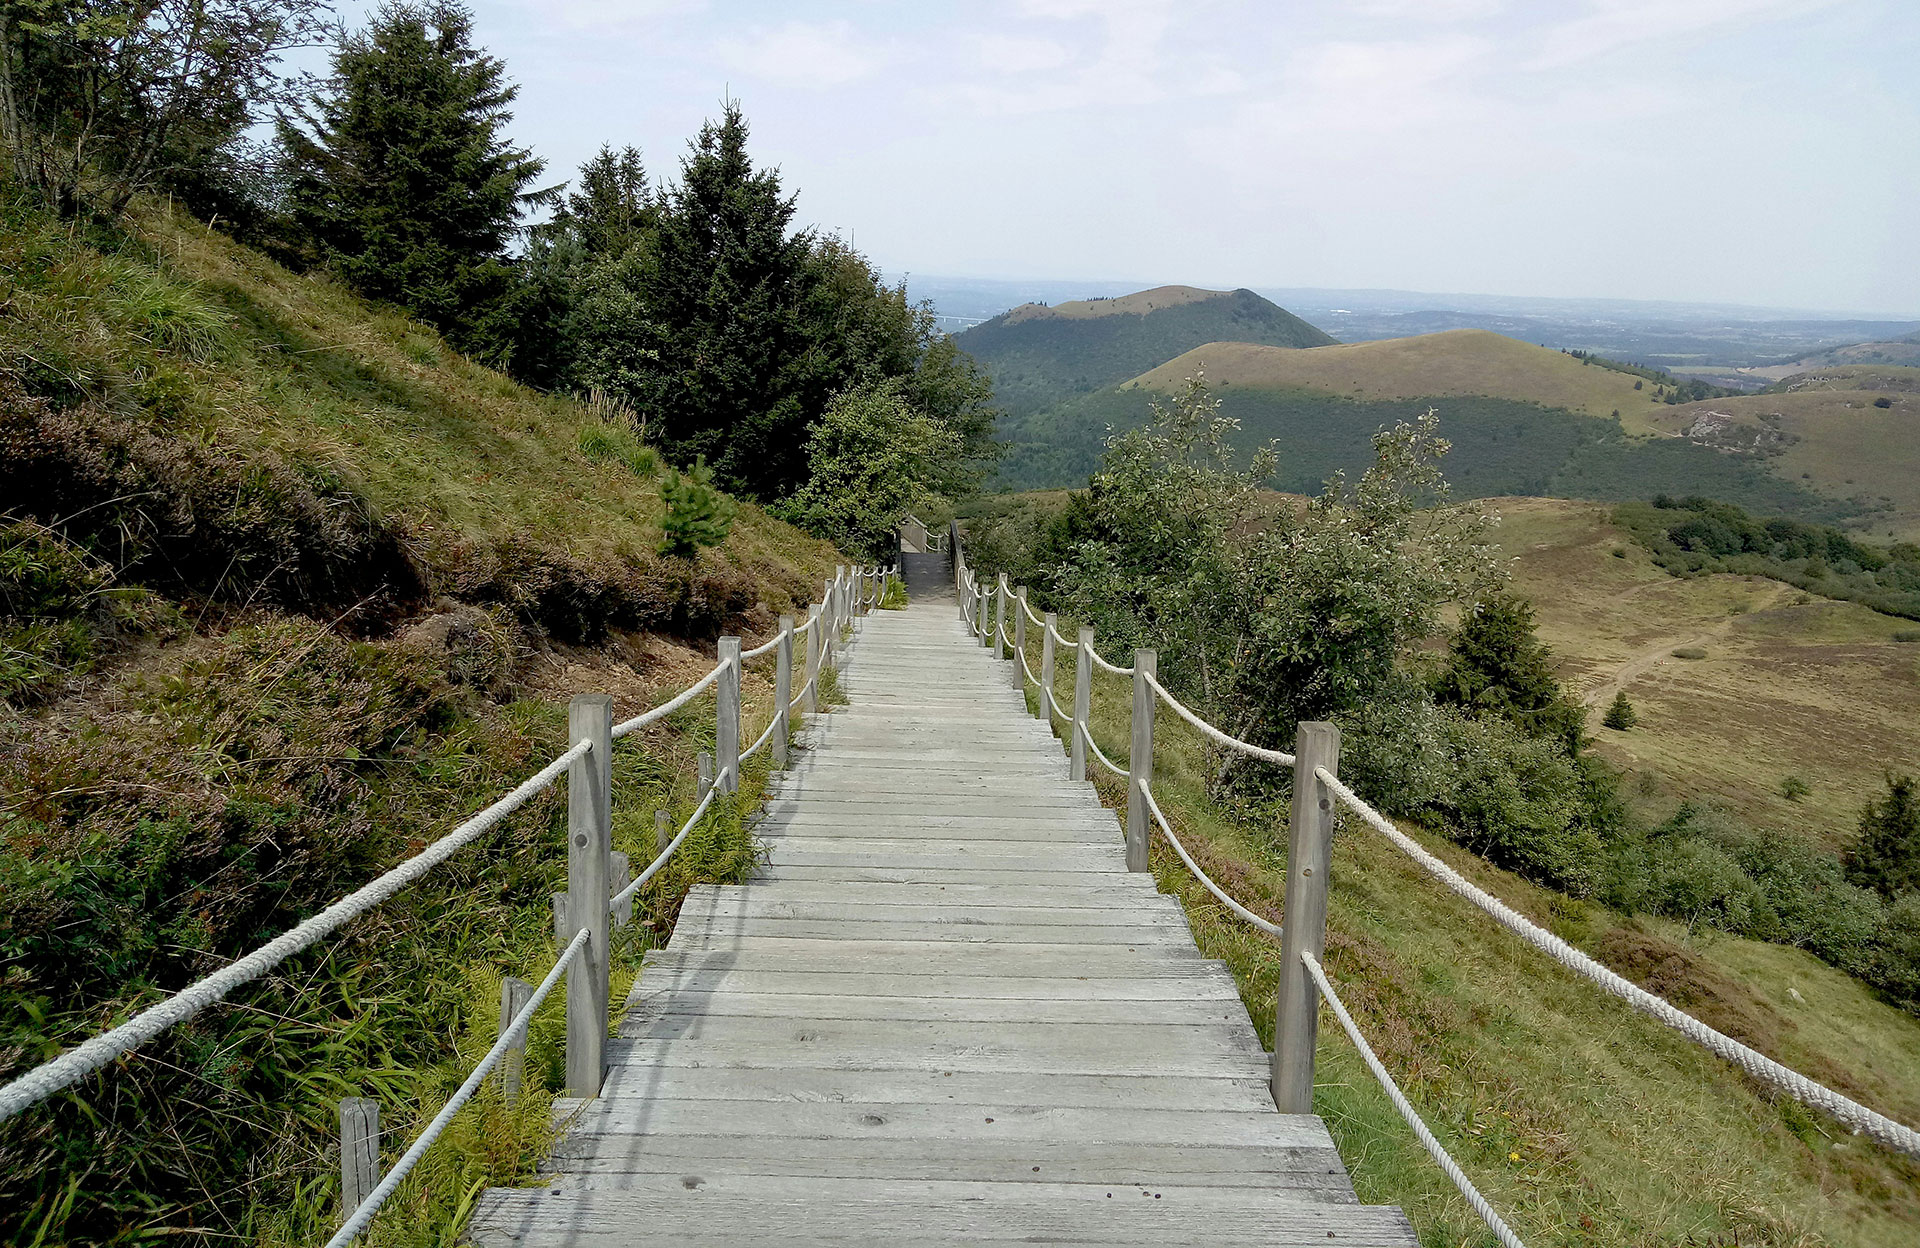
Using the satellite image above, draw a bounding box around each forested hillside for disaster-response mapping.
[952,285,1333,417]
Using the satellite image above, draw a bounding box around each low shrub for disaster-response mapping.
[1671,646,1707,660]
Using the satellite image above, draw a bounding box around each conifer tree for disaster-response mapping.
[1437,594,1586,750]
[1846,775,1920,898]
[1602,691,1637,730]
[278,1,548,360]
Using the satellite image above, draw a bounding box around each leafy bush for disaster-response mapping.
[657,456,737,559]
[1426,713,1601,896]
[1894,630,1920,643]
[776,379,963,559]
[1779,774,1811,802]
[1671,647,1707,660]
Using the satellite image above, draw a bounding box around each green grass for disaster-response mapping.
[997,611,1920,1247]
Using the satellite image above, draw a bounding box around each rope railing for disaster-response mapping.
[328,927,590,1248]
[1302,950,1526,1248]
[1143,670,1295,767]
[950,527,1920,1248]
[7,546,900,1236]
[1138,780,1282,939]
[1315,766,1920,1161]
[0,737,590,1122]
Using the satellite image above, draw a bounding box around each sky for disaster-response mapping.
[397,1,1916,316]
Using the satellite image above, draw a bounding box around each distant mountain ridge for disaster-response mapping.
[954,285,1335,417]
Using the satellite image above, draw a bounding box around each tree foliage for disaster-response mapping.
[777,379,964,560]
[657,455,736,559]
[1602,691,1637,730]
[1846,775,1920,899]
[0,0,324,214]
[1438,593,1587,750]
[278,1,549,363]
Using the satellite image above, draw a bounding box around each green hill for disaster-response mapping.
[952,285,1335,417]
[996,330,1900,532]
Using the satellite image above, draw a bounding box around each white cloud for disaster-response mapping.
[715,20,893,89]
[970,33,1076,75]
[1529,0,1840,69]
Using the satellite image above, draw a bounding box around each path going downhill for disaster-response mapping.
[468,578,1415,1245]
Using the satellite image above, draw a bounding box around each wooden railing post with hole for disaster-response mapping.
[497,977,532,1108]
[1273,721,1342,1114]
[717,637,741,794]
[1070,626,1093,781]
[1126,650,1157,872]
[773,614,794,766]
[1013,587,1028,690]
[339,1097,379,1230]
[1038,611,1056,722]
[565,693,612,1099]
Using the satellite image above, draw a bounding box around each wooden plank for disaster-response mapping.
[623,967,1245,1003]
[622,989,1256,1029]
[674,893,1189,925]
[590,1064,1275,1110]
[668,919,1192,946]
[467,1176,1418,1246]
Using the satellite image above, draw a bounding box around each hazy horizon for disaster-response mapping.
[349,1,1919,318]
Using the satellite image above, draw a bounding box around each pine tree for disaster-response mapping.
[1602,691,1637,730]
[278,1,548,360]
[658,457,738,559]
[1845,775,1920,898]
[1437,594,1586,750]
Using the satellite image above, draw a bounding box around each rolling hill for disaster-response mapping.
[953,285,1335,417]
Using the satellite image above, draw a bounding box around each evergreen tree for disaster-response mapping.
[1845,775,1920,898]
[658,457,737,559]
[564,143,654,260]
[278,1,548,362]
[1437,594,1586,751]
[1602,691,1637,730]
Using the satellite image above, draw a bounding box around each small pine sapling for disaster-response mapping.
[1602,691,1638,730]
[658,456,737,558]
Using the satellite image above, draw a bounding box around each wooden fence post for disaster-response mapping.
[339,1096,379,1227]
[551,893,567,947]
[1038,612,1056,723]
[994,574,1008,660]
[564,693,612,1099]
[1274,721,1342,1115]
[1070,626,1093,782]
[652,809,668,863]
[1013,587,1028,691]
[498,976,532,1108]
[717,637,740,794]
[804,603,822,714]
[773,614,794,767]
[698,751,714,801]
[609,852,631,927]
[1126,650,1157,872]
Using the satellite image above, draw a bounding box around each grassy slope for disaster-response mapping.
[1492,497,1920,849]
[133,207,836,582]
[1007,597,1920,1247]
[953,285,1334,417]
[1129,330,1672,427]
[1644,383,1920,541]
[0,202,847,1242]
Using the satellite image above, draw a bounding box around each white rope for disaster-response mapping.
[327,927,589,1247]
[1302,951,1527,1248]
[1138,781,1283,939]
[1047,690,1070,723]
[1021,596,1046,628]
[1047,621,1079,651]
[1317,766,1920,1160]
[741,634,781,661]
[1078,720,1127,778]
[1087,644,1134,676]
[611,663,723,740]
[1143,671,1296,767]
[0,739,590,1122]
[789,671,817,713]
[740,707,781,762]
[607,782,721,916]
[1018,643,1038,687]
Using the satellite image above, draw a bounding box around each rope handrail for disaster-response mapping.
[611,662,724,740]
[1017,642,1038,686]
[1138,780,1282,938]
[0,738,592,1122]
[1077,719,1126,778]
[328,927,590,1247]
[1143,670,1296,767]
[1087,644,1133,676]
[1302,951,1526,1248]
[1020,596,1046,628]
[607,777,722,917]
[790,671,817,713]
[1315,766,1920,1160]
[1046,620,1079,651]
[741,634,782,661]
[740,706,781,763]
[1047,689,1069,723]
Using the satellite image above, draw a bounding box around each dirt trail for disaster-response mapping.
[1579,582,1795,715]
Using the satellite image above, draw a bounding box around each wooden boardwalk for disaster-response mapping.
[469,579,1416,1245]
